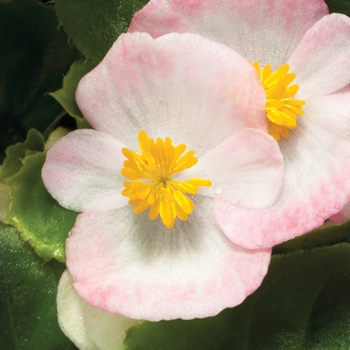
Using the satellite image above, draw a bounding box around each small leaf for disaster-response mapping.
[55,0,149,63]
[273,219,350,255]
[0,222,77,349]
[49,58,95,120]
[0,129,44,182]
[124,314,233,350]
[123,244,350,349]
[7,152,78,262]
[0,182,10,222]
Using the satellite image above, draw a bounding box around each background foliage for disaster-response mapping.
[1,0,350,349]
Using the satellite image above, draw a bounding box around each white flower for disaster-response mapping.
[130,0,350,248]
[42,32,283,320]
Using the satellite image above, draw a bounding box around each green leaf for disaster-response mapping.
[7,152,78,262]
[273,219,350,255]
[55,0,149,63]
[0,0,79,153]
[49,58,95,121]
[0,129,44,182]
[123,243,350,349]
[0,222,77,350]
[0,182,10,222]
[325,0,350,16]
[124,314,233,350]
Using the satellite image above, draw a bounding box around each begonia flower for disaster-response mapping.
[130,0,350,248]
[57,270,139,350]
[42,32,283,320]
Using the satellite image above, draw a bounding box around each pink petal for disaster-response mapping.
[216,86,350,249]
[76,31,266,156]
[42,129,127,212]
[329,202,350,224]
[130,0,328,69]
[181,128,283,208]
[66,197,271,321]
[289,14,350,99]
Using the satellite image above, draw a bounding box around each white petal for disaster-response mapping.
[130,0,328,69]
[290,14,350,99]
[57,270,139,350]
[66,197,271,320]
[180,128,283,208]
[215,86,350,248]
[42,129,127,212]
[76,32,266,156]
[57,270,98,350]
[84,300,139,350]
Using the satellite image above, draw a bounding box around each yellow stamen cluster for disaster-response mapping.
[253,62,305,141]
[121,131,212,229]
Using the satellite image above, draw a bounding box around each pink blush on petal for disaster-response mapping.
[67,201,272,321]
[329,209,350,224]
[130,0,328,68]
[172,0,204,14]
[329,199,350,225]
[76,32,267,156]
[215,153,350,249]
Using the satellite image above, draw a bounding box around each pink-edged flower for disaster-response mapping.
[42,32,284,320]
[130,0,350,249]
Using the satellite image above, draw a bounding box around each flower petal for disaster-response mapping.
[130,0,328,69]
[180,128,283,208]
[42,129,127,212]
[290,13,350,99]
[329,202,350,224]
[76,31,266,156]
[66,197,271,321]
[57,270,98,350]
[84,303,139,350]
[57,270,139,350]
[216,86,350,249]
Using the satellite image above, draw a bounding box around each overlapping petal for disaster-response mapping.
[329,202,350,224]
[131,0,350,249]
[57,270,139,350]
[216,86,350,249]
[130,0,328,69]
[42,129,127,212]
[289,14,350,99]
[182,128,283,208]
[66,197,271,321]
[76,32,266,156]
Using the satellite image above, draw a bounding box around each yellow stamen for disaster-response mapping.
[121,131,212,229]
[253,62,305,141]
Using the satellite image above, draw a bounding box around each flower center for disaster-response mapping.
[253,62,305,141]
[121,131,212,229]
